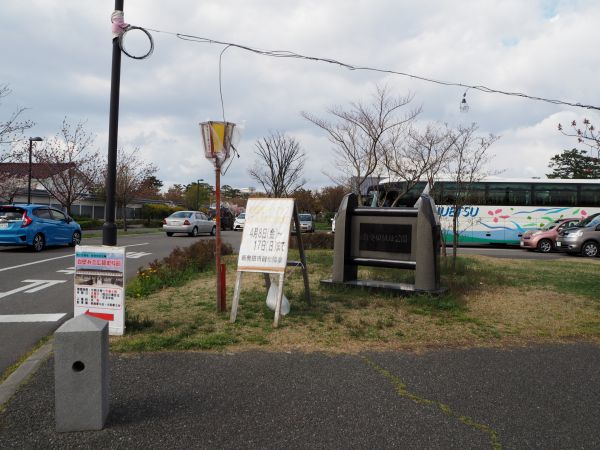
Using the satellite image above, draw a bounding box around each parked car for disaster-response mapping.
[0,204,82,252]
[519,217,581,253]
[297,213,315,233]
[556,212,600,257]
[233,212,246,231]
[163,211,215,237]
[208,207,234,230]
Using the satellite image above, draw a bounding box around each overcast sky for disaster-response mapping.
[1,0,599,191]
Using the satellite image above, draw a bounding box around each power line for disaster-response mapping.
[141,27,600,112]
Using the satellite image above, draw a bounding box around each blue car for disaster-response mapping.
[0,204,82,252]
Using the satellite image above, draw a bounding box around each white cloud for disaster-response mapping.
[1,0,599,192]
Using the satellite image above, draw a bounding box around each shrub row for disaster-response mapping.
[126,240,233,298]
[290,232,334,249]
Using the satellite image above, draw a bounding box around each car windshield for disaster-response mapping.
[171,212,192,218]
[541,224,556,231]
[238,213,245,219]
[576,213,600,227]
[299,214,312,221]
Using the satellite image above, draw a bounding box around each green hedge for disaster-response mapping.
[290,232,334,249]
[141,204,184,223]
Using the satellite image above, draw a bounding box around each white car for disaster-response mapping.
[163,211,216,237]
[233,213,246,231]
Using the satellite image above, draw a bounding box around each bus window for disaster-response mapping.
[435,182,486,205]
[533,183,577,207]
[487,183,531,206]
[580,185,600,206]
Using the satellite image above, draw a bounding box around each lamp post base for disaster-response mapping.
[102,222,118,246]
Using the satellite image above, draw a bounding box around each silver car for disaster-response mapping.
[298,213,315,233]
[163,211,216,237]
[556,212,600,257]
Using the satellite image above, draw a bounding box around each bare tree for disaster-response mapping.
[249,131,306,197]
[446,123,500,270]
[0,84,34,198]
[33,118,102,215]
[0,84,34,157]
[380,123,456,206]
[112,147,158,231]
[317,185,347,213]
[302,85,420,205]
[0,173,27,203]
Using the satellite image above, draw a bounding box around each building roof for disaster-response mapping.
[0,163,76,179]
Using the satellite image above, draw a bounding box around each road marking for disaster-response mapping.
[57,267,75,275]
[0,313,66,323]
[0,280,67,299]
[0,242,149,273]
[0,254,73,273]
[126,251,152,259]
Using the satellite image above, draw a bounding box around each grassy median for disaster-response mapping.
[110,248,600,353]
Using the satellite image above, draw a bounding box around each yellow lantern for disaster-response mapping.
[200,121,236,169]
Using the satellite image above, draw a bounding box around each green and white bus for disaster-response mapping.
[371,178,600,245]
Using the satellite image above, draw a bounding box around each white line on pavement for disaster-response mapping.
[0,313,66,323]
[0,242,149,273]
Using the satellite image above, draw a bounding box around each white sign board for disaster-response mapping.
[74,245,126,335]
[237,198,294,273]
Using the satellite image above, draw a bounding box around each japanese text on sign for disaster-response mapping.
[237,198,294,273]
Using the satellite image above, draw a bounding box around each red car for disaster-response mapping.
[520,217,581,253]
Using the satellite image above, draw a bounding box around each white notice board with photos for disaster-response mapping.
[74,245,126,335]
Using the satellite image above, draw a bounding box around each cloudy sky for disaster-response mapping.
[1,0,599,192]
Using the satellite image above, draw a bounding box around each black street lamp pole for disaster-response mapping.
[196,178,203,210]
[27,137,43,205]
[103,0,124,246]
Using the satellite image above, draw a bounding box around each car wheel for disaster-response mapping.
[211,226,216,236]
[31,233,45,252]
[166,232,173,237]
[581,241,599,257]
[537,239,553,253]
[189,227,199,237]
[69,231,82,246]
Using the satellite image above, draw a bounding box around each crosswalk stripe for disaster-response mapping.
[0,313,66,323]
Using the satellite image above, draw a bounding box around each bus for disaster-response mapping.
[371,178,600,245]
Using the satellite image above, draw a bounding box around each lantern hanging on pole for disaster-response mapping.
[200,121,237,313]
[200,121,236,170]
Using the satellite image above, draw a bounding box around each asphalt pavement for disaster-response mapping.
[1,343,599,449]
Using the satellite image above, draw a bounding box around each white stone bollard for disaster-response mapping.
[54,314,110,432]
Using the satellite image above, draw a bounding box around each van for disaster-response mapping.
[208,207,234,230]
[556,212,600,257]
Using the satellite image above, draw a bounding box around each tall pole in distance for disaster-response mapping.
[27,139,33,205]
[27,137,43,205]
[103,0,124,246]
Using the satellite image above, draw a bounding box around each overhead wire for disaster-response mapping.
[142,27,600,112]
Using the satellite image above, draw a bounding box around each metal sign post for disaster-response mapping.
[200,121,236,312]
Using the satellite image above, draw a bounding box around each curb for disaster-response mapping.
[0,340,53,408]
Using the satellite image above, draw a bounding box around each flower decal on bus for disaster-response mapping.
[487,208,510,223]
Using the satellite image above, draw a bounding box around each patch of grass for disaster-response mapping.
[111,251,600,353]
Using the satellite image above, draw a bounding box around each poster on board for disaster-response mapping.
[73,245,125,335]
[237,198,294,273]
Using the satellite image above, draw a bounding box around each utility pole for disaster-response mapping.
[103,0,125,246]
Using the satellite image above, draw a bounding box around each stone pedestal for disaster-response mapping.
[54,314,109,432]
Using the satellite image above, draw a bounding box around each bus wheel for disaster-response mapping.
[537,239,553,253]
[581,241,599,257]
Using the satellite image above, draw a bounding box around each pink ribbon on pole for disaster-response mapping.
[111,10,129,38]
